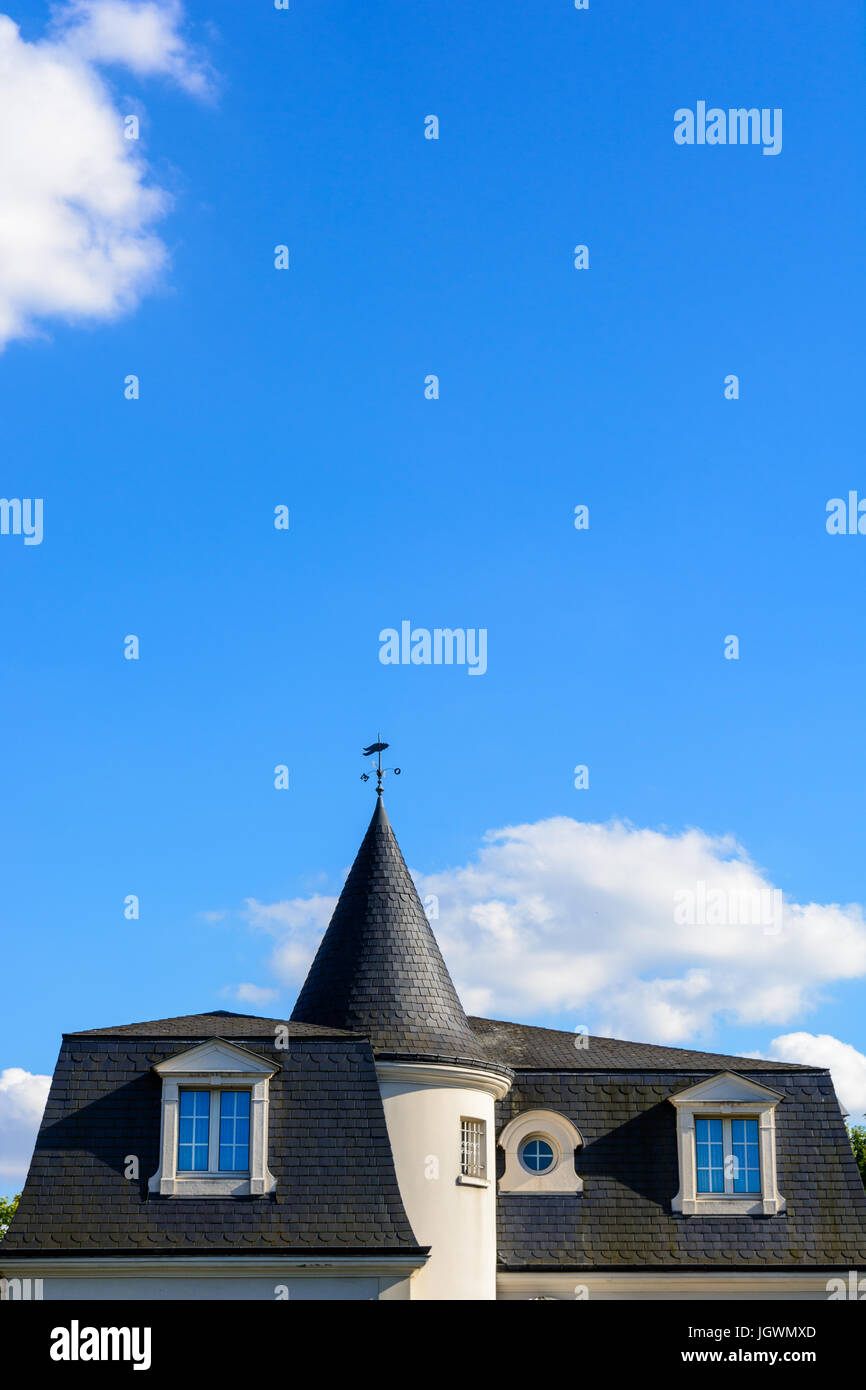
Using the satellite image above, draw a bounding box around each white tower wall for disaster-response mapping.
[376,1061,511,1300]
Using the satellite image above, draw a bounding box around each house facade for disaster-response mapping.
[3,794,865,1300]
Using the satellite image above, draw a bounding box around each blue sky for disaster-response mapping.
[2,0,866,1189]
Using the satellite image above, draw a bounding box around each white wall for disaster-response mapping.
[377,1062,509,1300]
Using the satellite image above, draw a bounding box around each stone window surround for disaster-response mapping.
[459,1115,488,1185]
[148,1039,279,1197]
[669,1072,786,1217]
[498,1109,584,1195]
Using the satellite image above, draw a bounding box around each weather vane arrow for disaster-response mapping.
[361,733,401,795]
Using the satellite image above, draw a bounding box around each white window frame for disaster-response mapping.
[458,1116,488,1185]
[669,1072,786,1216]
[148,1039,279,1197]
[498,1109,583,1195]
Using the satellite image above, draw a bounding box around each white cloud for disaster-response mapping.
[233,982,279,1007]
[0,1067,50,1191]
[53,0,212,96]
[245,895,338,933]
[244,894,338,987]
[765,1033,866,1120]
[419,818,866,1043]
[0,2,208,349]
[244,817,866,1051]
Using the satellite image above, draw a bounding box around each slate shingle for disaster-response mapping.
[291,797,493,1065]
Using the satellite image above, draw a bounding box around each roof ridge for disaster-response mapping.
[68,1012,362,1038]
[468,1016,826,1071]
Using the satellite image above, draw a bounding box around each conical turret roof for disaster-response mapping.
[291,797,491,1064]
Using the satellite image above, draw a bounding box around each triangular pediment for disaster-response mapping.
[669,1070,783,1106]
[153,1037,278,1076]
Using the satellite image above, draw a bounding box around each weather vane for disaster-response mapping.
[361,734,401,796]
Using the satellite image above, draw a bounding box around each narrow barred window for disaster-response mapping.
[460,1117,486,1179]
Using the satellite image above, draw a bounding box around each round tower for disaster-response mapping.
[291,790,512,1299]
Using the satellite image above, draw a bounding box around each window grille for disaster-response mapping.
[461,1117,486,1179]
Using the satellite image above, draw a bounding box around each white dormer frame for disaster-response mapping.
[669,1072,786,1217]
[148,1039,279,1197]
[498,1109,584,1194]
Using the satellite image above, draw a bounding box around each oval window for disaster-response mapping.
[520,1136,555,1173]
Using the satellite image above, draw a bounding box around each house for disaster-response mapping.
[3,793,865,1299]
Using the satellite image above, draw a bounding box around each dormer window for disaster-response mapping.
[148,1039,278,1197]
[669,1072,786,1216]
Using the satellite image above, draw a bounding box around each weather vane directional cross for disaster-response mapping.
[361,734,401,796]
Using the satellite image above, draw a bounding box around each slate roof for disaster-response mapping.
[469,1016,820,1072]
[6,1007,864,1270]
[72,1011,357,1040]
[494,1069,866,1270]
[291,797,493,1066]
[3,1024,424,1258]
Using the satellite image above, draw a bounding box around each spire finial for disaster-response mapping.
[361,734,401,796]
